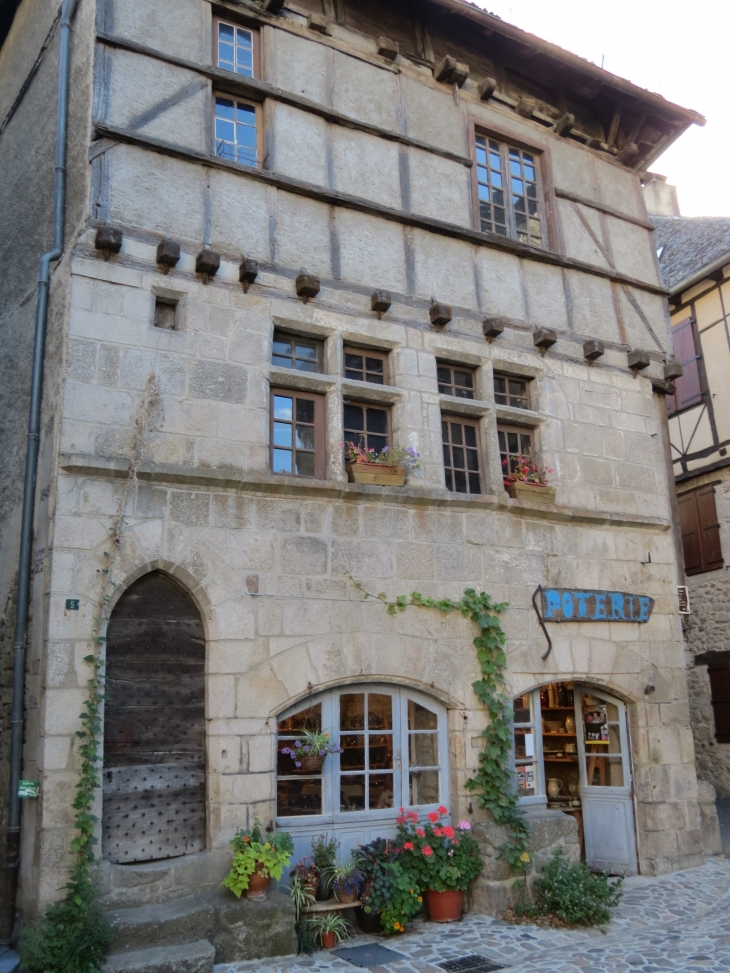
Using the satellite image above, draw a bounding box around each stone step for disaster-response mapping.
[102,939,214,973]
[106,895,215,953]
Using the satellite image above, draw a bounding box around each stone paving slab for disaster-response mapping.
[217,859,730,973]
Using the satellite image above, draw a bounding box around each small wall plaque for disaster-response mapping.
[541,588,655,623]
[65,599,80,611]
[677,585,691,615]
[18,780,39,799]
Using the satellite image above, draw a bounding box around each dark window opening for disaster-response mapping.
[272,331,322,372]
[498,425,533,480]
[442,418,482,495]
[154,298,177,330]
[344,403,390,455]
[437,364,476,399]
[708,665,730,744]
[495,374,530,409]
[344,347,388,385]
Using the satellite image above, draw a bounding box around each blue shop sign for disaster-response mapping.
[541,588,654,623]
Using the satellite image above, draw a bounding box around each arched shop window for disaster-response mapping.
[276,686,449,823]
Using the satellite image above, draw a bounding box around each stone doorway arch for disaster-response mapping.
[102,571,206,864]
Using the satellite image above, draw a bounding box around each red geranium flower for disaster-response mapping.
[403,841,414,851]
[432,827,442,837]
[427,811,439,823]
[415,828,425,838]
[443,825,455,838]
[422,845,433,857]
[438,805,448,815]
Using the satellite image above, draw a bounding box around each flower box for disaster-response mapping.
[507,481,556,503]
[347,463,406,487]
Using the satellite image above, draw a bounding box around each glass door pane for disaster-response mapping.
[339,692,394,812]
[513,692,538,797]
[407,698,440,806]
[577,693,626,788]
[277,702,324,816]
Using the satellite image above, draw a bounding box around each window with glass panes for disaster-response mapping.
[344,347,388,385]
[214,97,257,166]
[513,693,538,798]
[270,389,324,478]
[343,403,389,454]
[271,332,322,372]
[442,417,481,495]
[215,20,255,76]
[475,135,543,248]
[437,363,476,399]
[494,374,530,409]
[498,425,533,479]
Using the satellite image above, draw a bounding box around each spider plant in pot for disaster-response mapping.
[289,872,316,923]
[325,860,363,903]
[309,912,351,950]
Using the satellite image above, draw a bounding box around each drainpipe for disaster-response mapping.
[1,0,80,943]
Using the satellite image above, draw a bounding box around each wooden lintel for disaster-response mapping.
[554,188,655,231]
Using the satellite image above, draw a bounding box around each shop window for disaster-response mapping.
[272,331,322,372]
[707,664,730,743]
[494,373,531,410]
[270,388,325,479]
[666,317,702,416]
[474,135,543,247]
[678,485,723,576]
[437,363,476,399]
[214,19,258,77]
[343,402,389,454]
[344,347,389,385]
[214,96,258,167]
[441,416,482,495]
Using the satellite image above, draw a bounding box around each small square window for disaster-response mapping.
[442,417,481,494]
[154,297,177,330]
[214,96,257,167]
[270,389,325,479]
[271,331,322,372]
[344,347,388,385]
[216,19,256,77]
[437,363,476,399]
[498,424,534,481]
[343,402,390,455]
[494,374,530,409]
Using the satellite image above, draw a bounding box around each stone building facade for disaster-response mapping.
[0,0,717,935]
[651,186,730,797]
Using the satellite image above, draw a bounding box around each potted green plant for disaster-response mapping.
[503,457,555,503]
[343,442,422,486]
[357,839,422,935]
[308,912,351,950]
[289,872,316,922]
[281,730,343,775]
[222,820,294,898]
[398,807,482,922]
[311,834,339,898]
[290,857,319,898]
[324,860,362,904]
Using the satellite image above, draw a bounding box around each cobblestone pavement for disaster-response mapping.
[218,857,730,973]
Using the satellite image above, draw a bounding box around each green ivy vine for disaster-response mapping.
[347,578,530,866]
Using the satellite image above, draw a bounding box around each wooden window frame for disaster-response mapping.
[666,316,703,417]
[494,372,531,410]
[678,484,723,575]
[213,92,263,168]
[441,414,483,495]
[272,330,324,373]
[343,400,391,455]
[213,16,261,78]
[437,362,477,400]
[707,664,730,744]
[468,118,556,252]
[497,423,535,483]
[343,346,390,386]
[270,387,326,480]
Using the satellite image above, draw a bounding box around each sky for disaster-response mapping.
[468,0,730,218]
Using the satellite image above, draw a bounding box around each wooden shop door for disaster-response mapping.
[102,572,206,864]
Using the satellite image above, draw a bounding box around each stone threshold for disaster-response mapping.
[60,453,671,530]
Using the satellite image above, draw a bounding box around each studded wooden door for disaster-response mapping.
[102,572,206,864]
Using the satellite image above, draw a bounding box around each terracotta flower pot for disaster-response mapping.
[305,876,319,898]
[346,463,406,486]
[425,888,463,922]
[245,864,271,898]
[297,754,325,775]
[321,931,336,949]
[334,886,358,904]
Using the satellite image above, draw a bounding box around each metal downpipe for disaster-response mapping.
[1,0,80,943]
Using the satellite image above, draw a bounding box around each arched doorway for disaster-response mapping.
[276,685,449,865]
[512,682,638,875]
[102,572,206,864]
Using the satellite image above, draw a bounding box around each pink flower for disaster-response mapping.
[443,825,455,838]
[415,828,425,838]
[438,805,448,815]
[422,845,433,857]
[457,820,471,831]
[427,811,439,823]
[403,841,414,851]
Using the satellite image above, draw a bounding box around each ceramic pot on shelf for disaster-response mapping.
[565,715,576,734]
[547,778,563,800]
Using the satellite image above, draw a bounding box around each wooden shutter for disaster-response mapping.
[667,318,702,415]
[678,486,723,575]
[708,665,730,743]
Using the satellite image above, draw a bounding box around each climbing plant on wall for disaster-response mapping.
[346,577,530,865]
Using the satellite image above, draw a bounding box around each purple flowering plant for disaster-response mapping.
[342,441,422,474]
[281,729,343,768]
